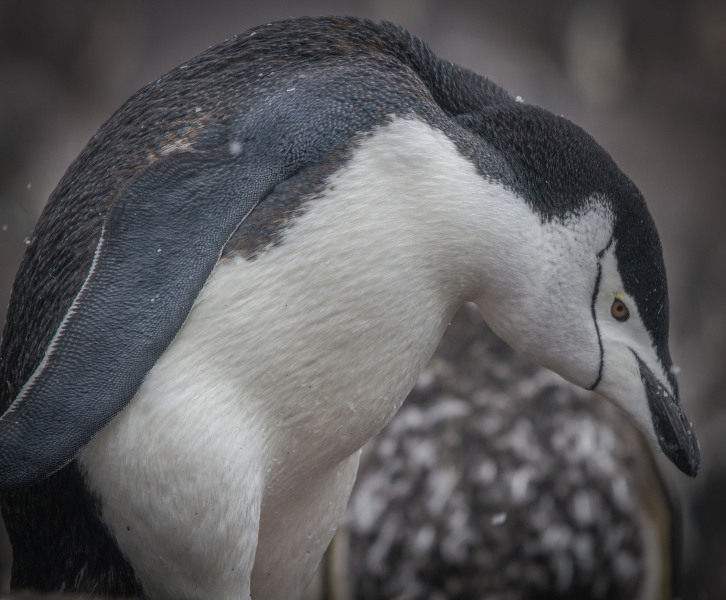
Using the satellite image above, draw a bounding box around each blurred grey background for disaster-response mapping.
[0,0,724,597]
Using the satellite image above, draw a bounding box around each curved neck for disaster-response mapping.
[332,116,542,315]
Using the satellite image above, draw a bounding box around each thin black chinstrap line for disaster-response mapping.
[587,234,615,390]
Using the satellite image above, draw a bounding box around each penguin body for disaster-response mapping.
[78,117,537,599]
[0,17,698,599]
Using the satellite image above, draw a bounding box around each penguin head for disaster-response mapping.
[468,103,700,476]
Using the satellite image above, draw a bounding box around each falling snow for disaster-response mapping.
[229,141,243,156]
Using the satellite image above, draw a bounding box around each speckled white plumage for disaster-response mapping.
[334,306,673,600]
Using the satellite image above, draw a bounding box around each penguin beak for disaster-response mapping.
[635,354,700,477]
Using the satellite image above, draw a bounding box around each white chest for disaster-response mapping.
[166,191,458,487]
[80,191,453,598]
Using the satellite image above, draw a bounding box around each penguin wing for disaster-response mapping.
[0,44,441,490]
[0,64,399,490]
[0,149,286,490]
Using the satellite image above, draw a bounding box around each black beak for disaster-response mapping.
[635,354,700,477]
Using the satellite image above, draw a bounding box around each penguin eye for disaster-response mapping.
[611,298,630,322]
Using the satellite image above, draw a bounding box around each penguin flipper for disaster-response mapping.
[0,53,421,491]
[0,151,279,491]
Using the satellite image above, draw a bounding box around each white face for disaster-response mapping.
[477,202,613,389]
[476,202,699,475]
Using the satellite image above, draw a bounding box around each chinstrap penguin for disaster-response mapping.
[0,16,699,600]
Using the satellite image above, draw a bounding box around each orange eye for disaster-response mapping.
[611,298,630,322]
